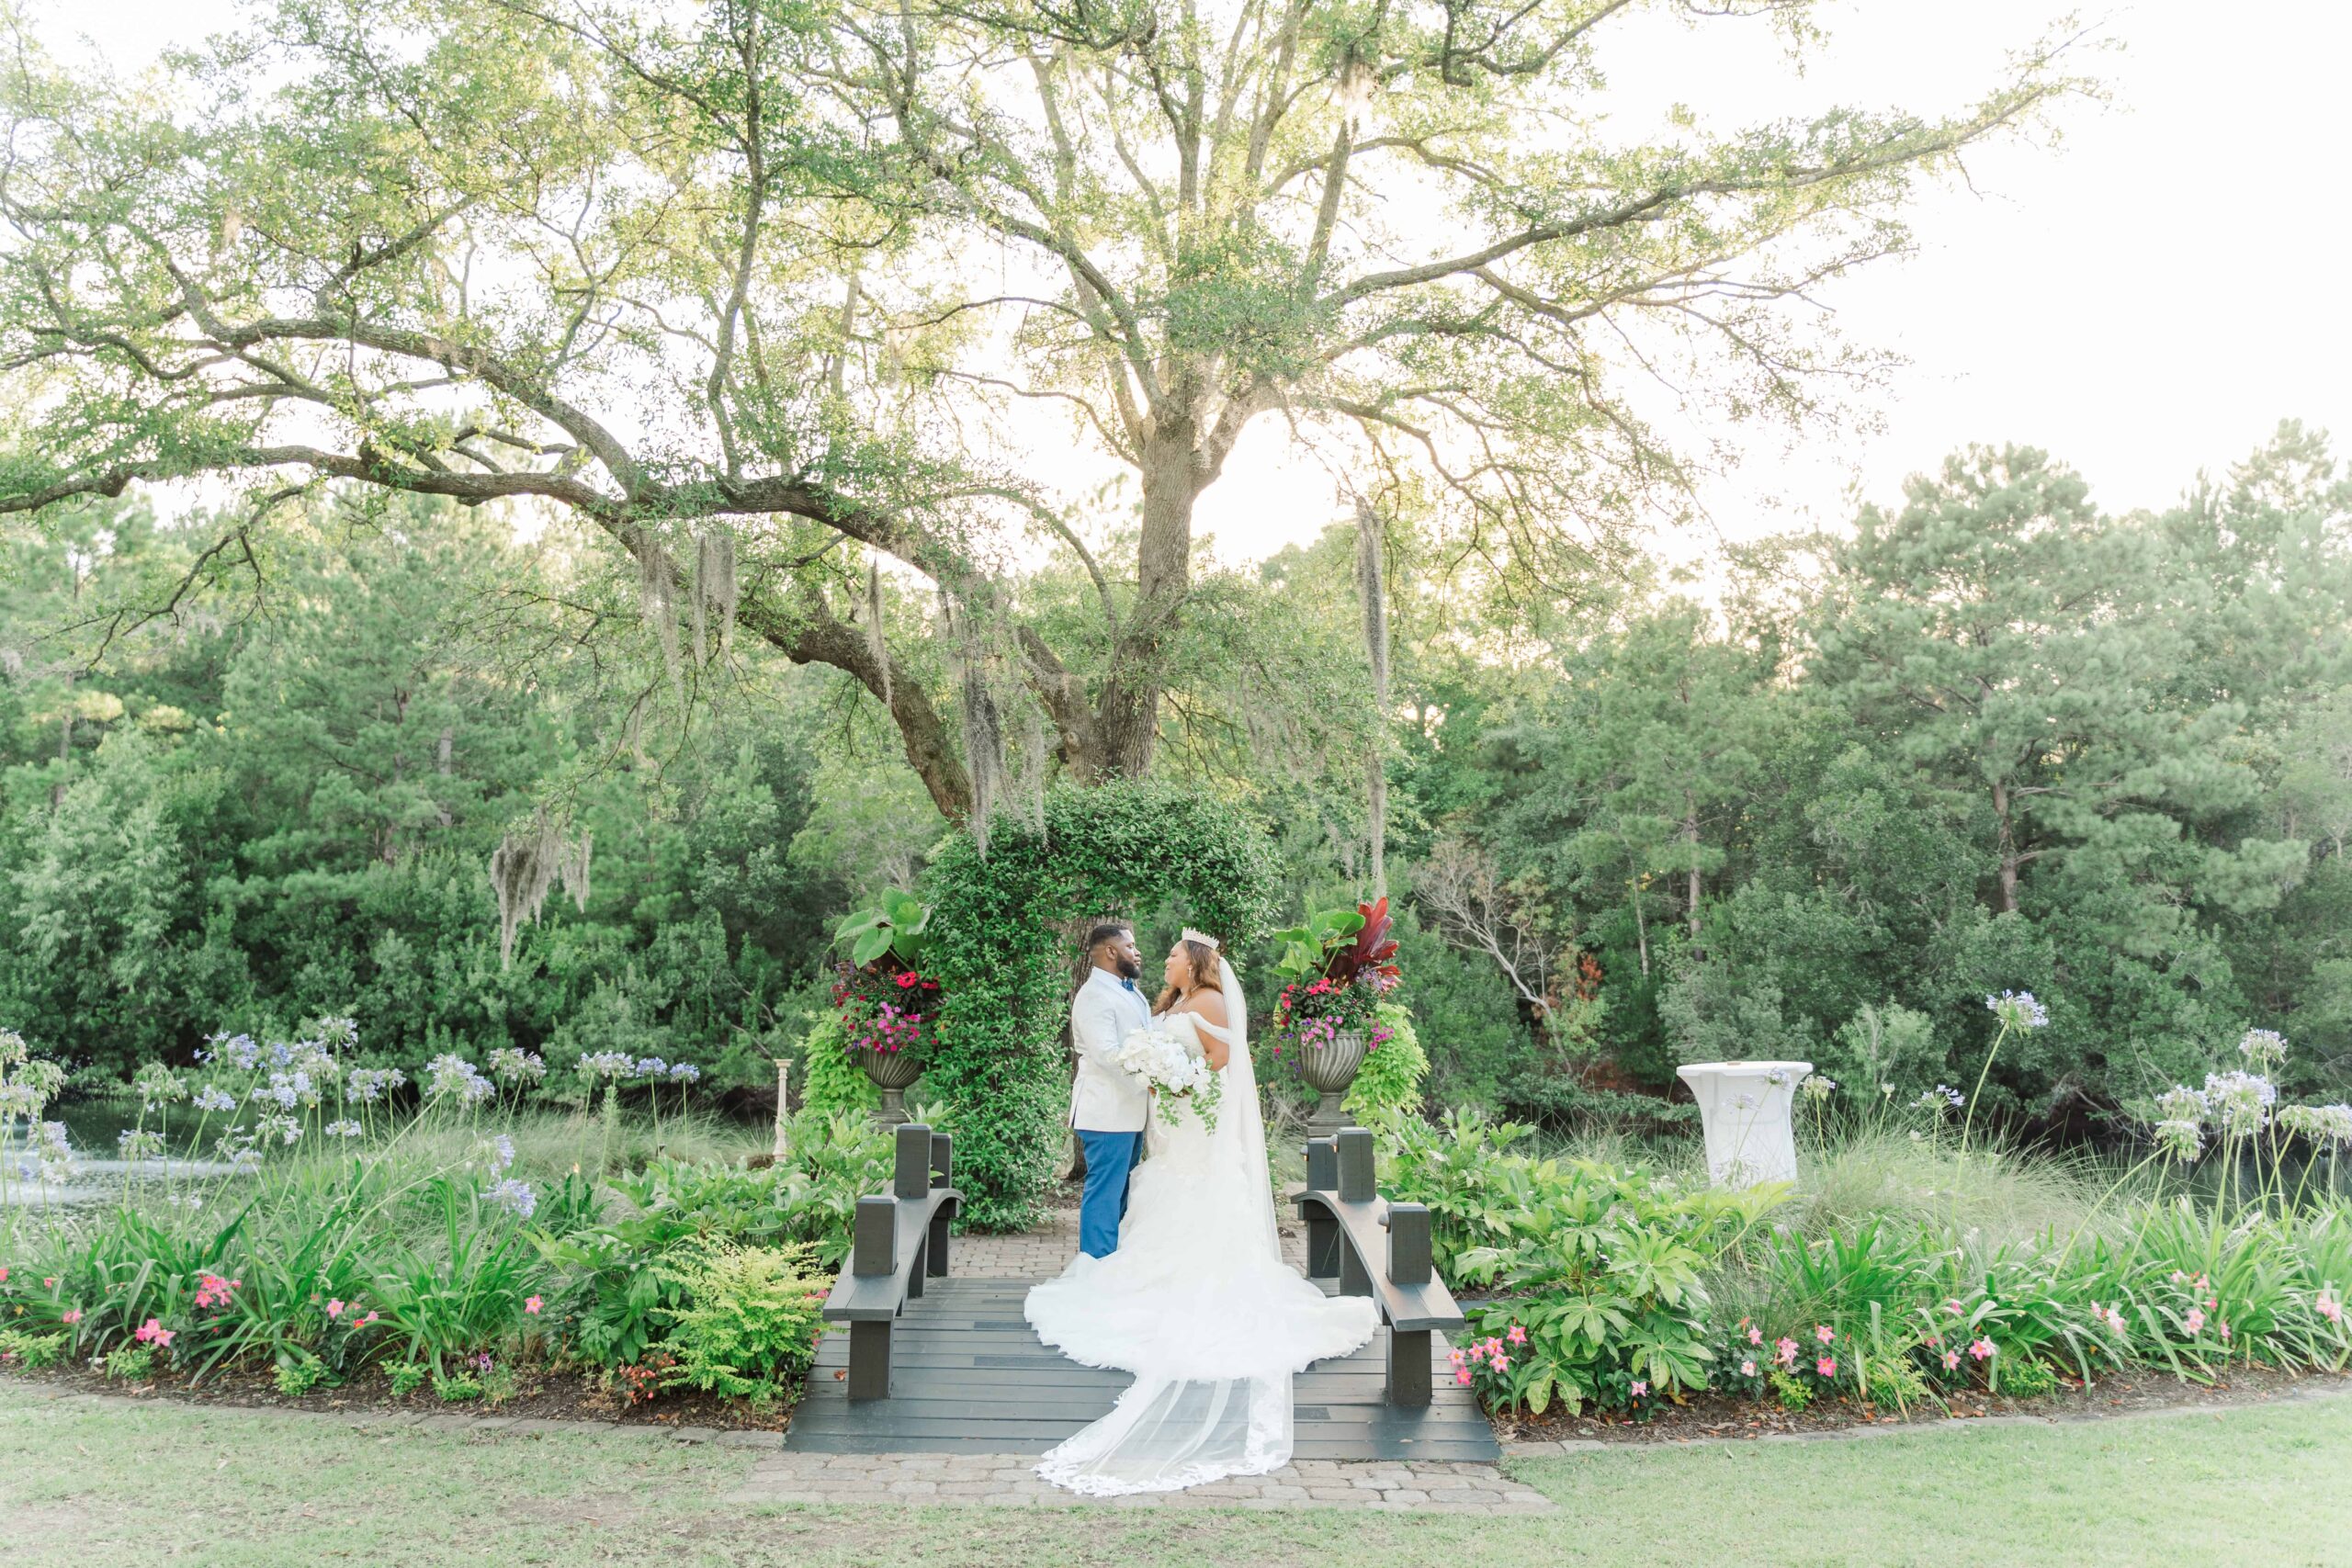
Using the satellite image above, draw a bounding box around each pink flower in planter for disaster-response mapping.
[1630,1382,1648,1399]
[1969,1337,1995,1361]
[1507,1325,1527,1345]
[1490,1355,1510,1372]
[326,1300,344,1318]
[526,1296,544,1315]
[1942,1349,1961,1371]
[1747,1326,1763,1347]
[2186,1307,2207,1335]
[1449,1348,1466,1366]
[2219,1322,2231,1344]
[134,1318,174,1348]
[1944,1298,1964,1316]
[2318,1292,2342,1325]
[1815,1325,1835,1344]
[1815,1356,1836,1379]
[1775,1337,1799,1366]
[1740,1360,1758,1378]
[1455,1369,1473,1386]
[62,1309,82,1325]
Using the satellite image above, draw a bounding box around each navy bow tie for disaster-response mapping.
[1120,977,1138,992]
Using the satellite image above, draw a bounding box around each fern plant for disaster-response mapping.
[660,1243,830,1401]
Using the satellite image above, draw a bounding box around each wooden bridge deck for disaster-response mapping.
[787,1276,1499,1461]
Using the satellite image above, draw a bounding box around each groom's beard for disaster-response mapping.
[1114,955,1143,981]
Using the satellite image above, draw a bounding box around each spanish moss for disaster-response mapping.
[488,811,593,968]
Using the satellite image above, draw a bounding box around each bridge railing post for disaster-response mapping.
[1335,1128,1374,1296]
[1303,1136,1340,1279]
[927,1131,954,1279]
[847,1193,899,1401]
[894,1125,932,1298]
[852,1194,897,1277]
[1384,1202,1434,1408]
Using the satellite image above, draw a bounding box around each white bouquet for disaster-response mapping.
[1116,1025,1223,1134]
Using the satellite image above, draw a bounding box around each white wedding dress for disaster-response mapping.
[1024,959,1378,1495]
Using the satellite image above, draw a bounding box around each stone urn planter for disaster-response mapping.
[1676,1059,1811,1190]
[859,1045,923,1128]
[1301,1030,1369,1137]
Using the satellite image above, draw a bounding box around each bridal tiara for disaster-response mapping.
[1180,928,1221,951]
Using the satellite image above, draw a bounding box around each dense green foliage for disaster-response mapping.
[0,1049,884,1406]
[1376,1108,2352,1420]
[6,428,2346,1144]
[922,780,1281,1227]
[0,502,873,1086]
[1400,432,2352,1122]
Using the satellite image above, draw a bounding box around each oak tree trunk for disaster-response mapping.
[1092,423,1203,781]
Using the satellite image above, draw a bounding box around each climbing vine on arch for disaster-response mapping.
[922,780,1282,1230]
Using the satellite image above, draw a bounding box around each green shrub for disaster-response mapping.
[272,1351,328,1397]
[532,1111,884,1373]
[1997,1357,2059,1397]
[1368,1106,1547,1274]
[433,1370,483,1402]
[387,1361,427,1397]
[1382,1107,1786,1414]
[0,1329,66,1370]
[1344,1002,1430,1122]
[797,1011,879,1116]
[1769,1369,1812,1411]
[104,1345,156,1382]
[662,1243,830,1400]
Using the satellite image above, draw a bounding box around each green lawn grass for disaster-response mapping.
[6,1384,2349,1566]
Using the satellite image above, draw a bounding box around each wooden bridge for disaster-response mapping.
[789,1124,1498,1462]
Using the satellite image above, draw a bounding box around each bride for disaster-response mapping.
[1024,930,1379,1495]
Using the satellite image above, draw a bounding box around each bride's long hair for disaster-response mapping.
[1153,936,1222,1015]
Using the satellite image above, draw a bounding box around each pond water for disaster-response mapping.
[1,1106,240,1211]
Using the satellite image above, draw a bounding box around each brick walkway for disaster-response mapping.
[729,1450,1554,1512]
[956,1202,1310,1280]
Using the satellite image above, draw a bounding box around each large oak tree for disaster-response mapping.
[0,0,2082,817]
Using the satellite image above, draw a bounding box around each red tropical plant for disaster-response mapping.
[1324,897,1400,986]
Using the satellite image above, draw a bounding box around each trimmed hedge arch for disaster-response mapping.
[922,780,1282,1230]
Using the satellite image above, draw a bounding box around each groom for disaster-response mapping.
[1069,920,1152,1258]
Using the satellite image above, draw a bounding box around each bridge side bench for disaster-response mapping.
[820,1123,960,1401]
[1293,1126,1467,1407]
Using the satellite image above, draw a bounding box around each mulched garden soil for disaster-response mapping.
[2,1359,795,1432]
[1495,1363,2352,1446]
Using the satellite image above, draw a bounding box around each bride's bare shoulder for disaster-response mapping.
[1188,988,1228,1027]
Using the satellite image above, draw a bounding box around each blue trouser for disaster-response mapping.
[1076,1128,1143,1258]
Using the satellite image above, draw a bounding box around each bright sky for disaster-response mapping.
[51,0,2352,569]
